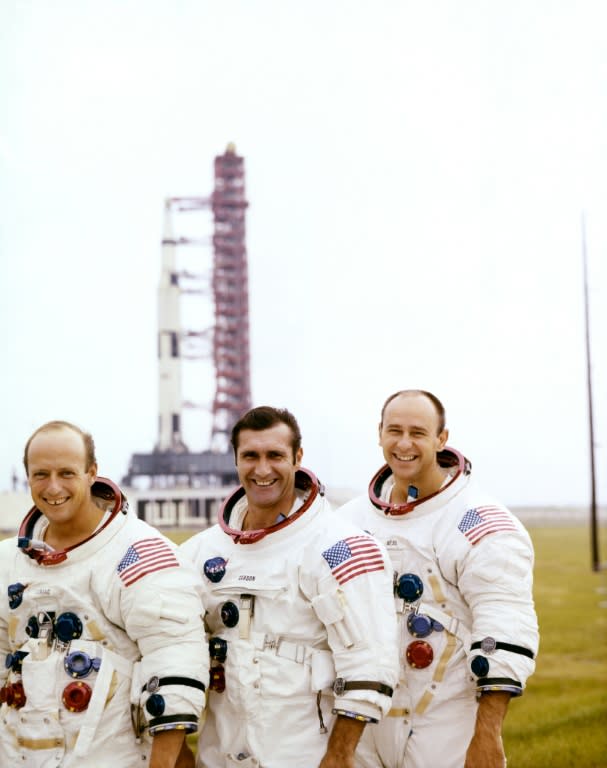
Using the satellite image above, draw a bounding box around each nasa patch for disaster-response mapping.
[204,557,228,583]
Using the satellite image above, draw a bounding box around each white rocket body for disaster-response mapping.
[157,203,186,452]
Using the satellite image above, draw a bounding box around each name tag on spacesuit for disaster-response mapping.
[239,595,254,640]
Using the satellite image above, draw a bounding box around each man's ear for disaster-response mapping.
[437,429,449,451]
[87,464,98,485]
[295,447,303,467]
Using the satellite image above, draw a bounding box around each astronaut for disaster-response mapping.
[180,406,400,768]
[0,420,209,768]
[338,390,539,768]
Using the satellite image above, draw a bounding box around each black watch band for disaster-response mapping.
[333,677,393,697]
[142,675,206,694]
[470,639,535,659]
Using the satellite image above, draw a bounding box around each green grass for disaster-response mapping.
[167,529,196,546]
[502,526,607,768]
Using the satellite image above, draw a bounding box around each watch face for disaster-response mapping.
[480,636,497,654]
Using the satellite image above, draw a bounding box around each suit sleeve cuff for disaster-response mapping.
[475,677,523,697]
[332,697,383,721]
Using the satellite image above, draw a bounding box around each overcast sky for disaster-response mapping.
[1,0,606,507]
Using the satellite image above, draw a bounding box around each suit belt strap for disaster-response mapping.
[18,737,65,750]
[251,632,309,663]
[417,602,461,636]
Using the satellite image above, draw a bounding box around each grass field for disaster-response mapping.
[501,526,607,768]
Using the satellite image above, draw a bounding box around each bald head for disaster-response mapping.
[380,390,446,435]
[23,421,97,474]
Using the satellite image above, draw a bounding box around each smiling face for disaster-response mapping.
[26,426,99,542]
[379,393,448,502]
[235,423,303,526]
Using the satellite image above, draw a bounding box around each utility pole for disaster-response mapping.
[582,213,600,572]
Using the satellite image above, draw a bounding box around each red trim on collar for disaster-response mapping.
[18,477,128,565]
[368,448,471,516]
[219,468,323,544]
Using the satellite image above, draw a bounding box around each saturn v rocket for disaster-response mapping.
[122,146,250,492]
[156,202,188,452]
[154,144,251,457]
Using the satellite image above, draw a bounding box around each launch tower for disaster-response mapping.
[211,147,252,450]
[123,145,252,525]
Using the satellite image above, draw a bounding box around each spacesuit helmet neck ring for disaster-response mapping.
[369,447,471,516]
[219,467,324,544]
[17,476,128,565]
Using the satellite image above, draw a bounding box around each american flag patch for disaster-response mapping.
[116,538,179,587]
[458,506,517,545]
[322,535,385,585]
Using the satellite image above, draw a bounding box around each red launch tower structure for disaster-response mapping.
[123,144,252,494]
[211,147,252,449]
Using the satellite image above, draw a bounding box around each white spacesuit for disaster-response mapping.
[338,449,539,768]
[180,468,400,768]
[0,478,209,768]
